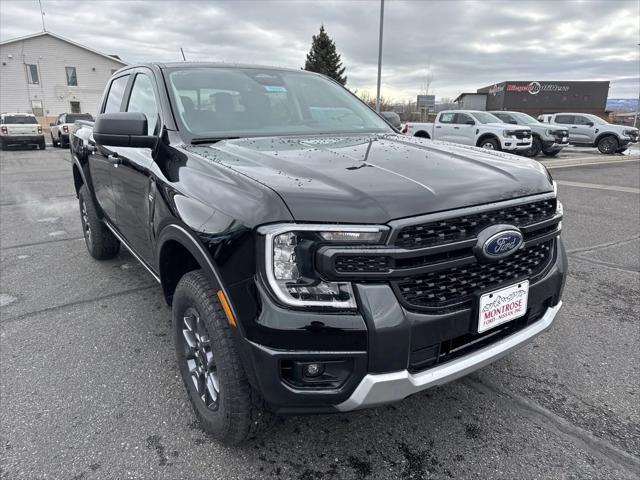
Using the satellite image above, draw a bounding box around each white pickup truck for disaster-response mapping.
[0,113,45,150]
[403,110,532,152]
[50,113,94,148]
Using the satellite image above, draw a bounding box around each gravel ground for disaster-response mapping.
[1,145,639,479]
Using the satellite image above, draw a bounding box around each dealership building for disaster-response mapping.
[456,81,610,117]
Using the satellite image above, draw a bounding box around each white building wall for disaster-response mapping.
[0,33,125,118]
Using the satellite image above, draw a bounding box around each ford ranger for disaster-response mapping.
[0,113,45,150]
[538,112,639,154]
[71,63,566,444]
[50,112,94,148]
[402,110,532,152]
[490,111,569,157]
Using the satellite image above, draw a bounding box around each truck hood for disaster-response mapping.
[605,123,638,135]
[486,123,531,131]
[187,134,553,224]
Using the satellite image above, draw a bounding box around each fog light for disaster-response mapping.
[304,363,324,378]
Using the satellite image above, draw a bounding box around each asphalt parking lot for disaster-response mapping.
[1,145,639,480]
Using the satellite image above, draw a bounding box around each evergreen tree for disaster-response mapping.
[304,25,347,85]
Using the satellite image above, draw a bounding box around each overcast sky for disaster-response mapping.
[1,0,638,101]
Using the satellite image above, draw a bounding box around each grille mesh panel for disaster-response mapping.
[394,199,556,249]
[394,241,553,312]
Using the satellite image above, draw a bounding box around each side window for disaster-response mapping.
[573,116,592,126]
[103,75,130,113]
[126,73,159,135]
[455,113,474,125]
[439,113,455,124]
[555,115,574,124]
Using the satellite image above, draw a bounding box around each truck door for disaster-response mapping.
[572,115,598,145]
[553,115,577,143]
[453,113,476,145]
[110,69,160,264]
[435,112,456,141]
[89,74,131,223]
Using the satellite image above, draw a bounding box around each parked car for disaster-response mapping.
[538,113,639,154]
[0,113,45,150]
[50,113,94,148]
[71,63,566,444]
[490,111,569,157]
[403,110,533,152]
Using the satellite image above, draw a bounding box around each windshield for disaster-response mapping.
[66,114,93,123]
[470,112,503,124]
[166,67,391,140]
[584,114,608,125]
[511,112,538,124]
[3,115,37,124]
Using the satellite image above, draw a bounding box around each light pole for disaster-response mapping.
[375,0,384,112]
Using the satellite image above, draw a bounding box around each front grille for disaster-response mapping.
[334,255,389,273]
[514,131,531,139]
[394,198,557,250]
[393,241,553,312]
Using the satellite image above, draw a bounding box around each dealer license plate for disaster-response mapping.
[478,281,529,333]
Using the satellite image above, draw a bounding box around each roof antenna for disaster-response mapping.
[38,0,46,32]
[180,48,186,61]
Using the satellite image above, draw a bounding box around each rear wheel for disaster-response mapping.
[78,184,120,259]
[480,138,500,151]
[597,135,618,154]
[51,133,58,147]
[173,270,273,445]
[39,141,46,150]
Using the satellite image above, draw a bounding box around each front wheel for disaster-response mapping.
[524,137,543,157]
[39,141,46,150]
[597,135,618,154]
[173,270,273,445]
[78,184,120,259]
[480,138,500,151]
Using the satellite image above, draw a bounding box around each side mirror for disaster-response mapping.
[380,111,402,130]
[93,112,157,148]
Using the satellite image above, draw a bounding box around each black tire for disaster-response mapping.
[39,142,46,150]
[479,137,500,151]
[542,149,561,157]
[525,137,543,157]
[597,135,618,154]
[414,131,430,139]
[173,270,273,445]
[78,184,120,259]
[51,133,58,147]
[59,134,68,149]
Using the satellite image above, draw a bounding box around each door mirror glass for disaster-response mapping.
[93,112,157,148]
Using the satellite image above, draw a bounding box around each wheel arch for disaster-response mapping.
[157,224,231,312]
[594,132,620,146]
[414,131,430,139]
[476,133,499,147]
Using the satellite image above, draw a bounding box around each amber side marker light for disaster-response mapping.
[216,290,237,327]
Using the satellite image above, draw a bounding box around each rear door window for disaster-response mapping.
[104,75,130,113]
[554,115,574,124]
[439,113,455,124]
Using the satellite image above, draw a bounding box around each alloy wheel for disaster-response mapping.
[482,142,495,150]
[80,199,92,250]
[599,137,616,153]
[182,308,220,411]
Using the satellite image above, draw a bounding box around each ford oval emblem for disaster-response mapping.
[482,230,523,259]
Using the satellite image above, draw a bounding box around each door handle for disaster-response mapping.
[453,126,460,129]
[571,126,578,129]
[436,125,441,128]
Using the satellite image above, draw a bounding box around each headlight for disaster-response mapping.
[623,129,638,136]
[545,129,553,136]
[503,130,514,138]
[262,224,388,309]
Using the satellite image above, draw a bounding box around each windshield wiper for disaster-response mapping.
[191,137,240,145]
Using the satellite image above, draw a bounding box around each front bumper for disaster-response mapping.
[1,134,44,145]
[243,237,567,413]
[542,139,569,152]
[338,301,561,411]
[501,137,532,151]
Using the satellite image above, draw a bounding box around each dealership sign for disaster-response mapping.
[506,82,570,95]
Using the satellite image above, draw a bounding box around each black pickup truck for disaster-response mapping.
[71,62,566,444]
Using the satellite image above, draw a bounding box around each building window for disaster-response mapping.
[66,67,78,86]
[26,64,39,84]
[31,100,44,116]
[70,101,81,113]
